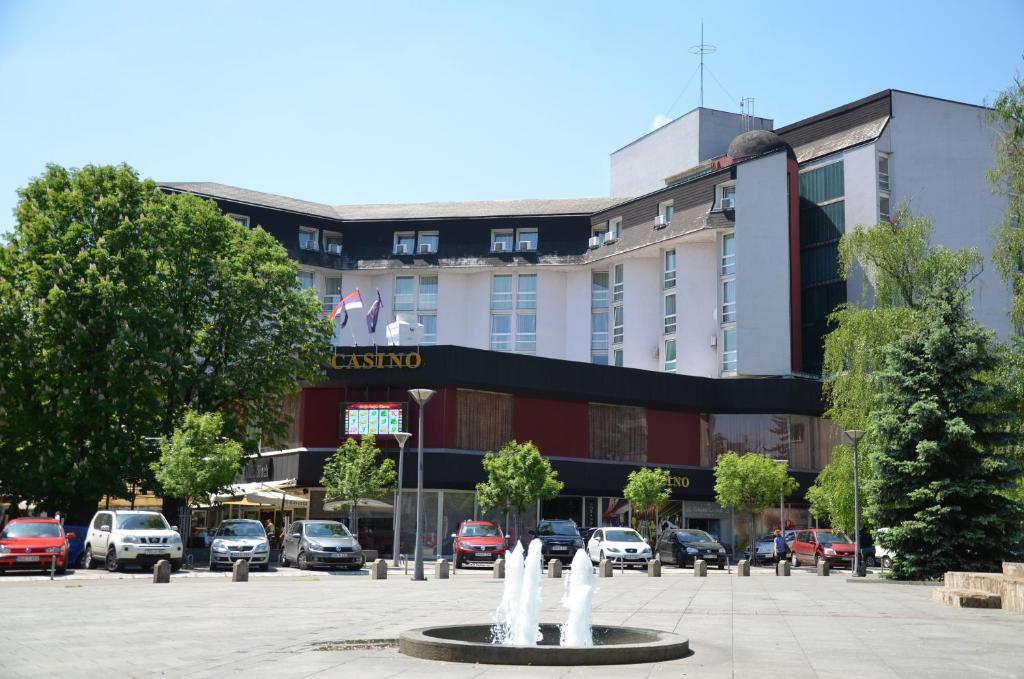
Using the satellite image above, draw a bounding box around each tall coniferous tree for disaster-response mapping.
[870,272,1023,579]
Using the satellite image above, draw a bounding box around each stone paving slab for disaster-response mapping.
[0,566,1021,678]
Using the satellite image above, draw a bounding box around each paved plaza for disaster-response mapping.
[1,564,1021,678]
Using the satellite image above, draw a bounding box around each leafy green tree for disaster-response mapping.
[805,444,874,535]
[475,440,564,538]
[320,435,397,535]
[0,164,332,522]
[870,272,1024,580]
[623,467,671,540]
[990,74,1024,331]
[714,452,798,563]
[150,410,243,507]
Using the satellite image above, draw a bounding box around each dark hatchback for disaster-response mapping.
[527,520,585,564]
[655,529,727,569]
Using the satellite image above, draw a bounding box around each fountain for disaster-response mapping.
[399,539,690,666]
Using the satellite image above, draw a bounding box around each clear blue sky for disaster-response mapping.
[1,1,1022,234]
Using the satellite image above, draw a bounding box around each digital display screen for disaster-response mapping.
[343,402,404,436]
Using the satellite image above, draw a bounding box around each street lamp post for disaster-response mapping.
[845,429,865,577]
[391,431,412,567]
[408,389,435,581]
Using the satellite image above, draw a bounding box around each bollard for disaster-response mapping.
[694,559,707,577]
[153,559,171,584]
[492,558,505,579]
[232,558,249,582]
[598,559,613,578]
[816,560,830,576]
[547,559,562,578]
[370,558,388,580]
[434,559,449,580]
[647,559,662,577]
[776,560,791,576]
[737,559,750,577]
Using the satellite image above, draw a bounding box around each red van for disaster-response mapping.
[790,529,855,568]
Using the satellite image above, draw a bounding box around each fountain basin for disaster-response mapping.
[399,623,689,666]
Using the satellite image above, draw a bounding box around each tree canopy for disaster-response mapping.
[0,164,332,520]
[870,272,1024,579]
[805,443,873,534]
[150,410,243,508]
[623,467,671,516]
[475,440,564,515]
[990,75,1024,331]
[320,435,397,534]
[713,452,799,518]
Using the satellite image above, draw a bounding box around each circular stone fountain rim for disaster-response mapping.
[399,623,690,666]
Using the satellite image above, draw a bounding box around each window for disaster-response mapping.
[613,349,623,367]
[417,231,439,255]
[879,195,891,223]
[395,276,416,311]
[418,314,437,345]
[664,339,677,373]
[591,271,609,364]
[721,234,736,275]
[393,232,416,255]
[324,232,344,255]
[323,276,344,314]
[455,389,513,451]
[722,328,737,373]
[589,403,646,461]
[612,305,624,344]
[591,312,609,352]
[715,183,737,211]
[607,217,622,242]
[516,228,538,252]
[490,315,513,351]
[517,274,536,310]
[878,154,890,193]
[658,200,674,224]
[721,280,736,323]
[590,222,608,246]
[297,270,315,290]
[299,227,319,251]
[591,271,609,308]
[227,213,250,228]
[612,264,624,303]
[491,275,513,310]
[491,274,536,353]
[491,229,514,253]
[516,314,536,352]
[664,249,677,289]
[418,275,438,310]
[664,294,676,334]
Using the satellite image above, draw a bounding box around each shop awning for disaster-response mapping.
[210,480,307,509]
[323,498,393,512]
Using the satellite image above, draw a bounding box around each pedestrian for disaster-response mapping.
[773,529,787,564]
[264,519,277,547]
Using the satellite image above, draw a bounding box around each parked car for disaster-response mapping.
[586,527,652,567]
[63,524,88,568]
[82,510,183,572]
[743,534,776,565]
[209,519,271,571]
[655,529,727,569]
[790,529,855,568]
[452,520,507,568]
[579,527,598,544]
[0,518,74,574]
[527,519,584,564]
[784,529,801,550]
[281,520,364,571]
[873,527,894,569]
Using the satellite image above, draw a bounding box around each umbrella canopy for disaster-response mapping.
[323,498,393,512]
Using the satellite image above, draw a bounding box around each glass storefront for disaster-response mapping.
[700,414,842,470]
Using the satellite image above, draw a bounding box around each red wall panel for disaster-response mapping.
[646,409,701,466]
[512,396,589,458]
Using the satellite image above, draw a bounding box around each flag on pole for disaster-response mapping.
[329,289,363,327]
[366,290,383,334]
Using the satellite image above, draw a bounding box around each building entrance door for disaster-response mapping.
[687,518,722,543]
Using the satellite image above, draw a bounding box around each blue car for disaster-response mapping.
[63,525,88,568]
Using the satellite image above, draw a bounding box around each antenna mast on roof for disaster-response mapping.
[740,97,755,131]
[689,21,716,108]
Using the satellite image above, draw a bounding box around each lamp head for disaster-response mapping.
[408,388,436,407]
[844,429,865,443]
[394,432,412,448]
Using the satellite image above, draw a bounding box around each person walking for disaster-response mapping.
[772,529,787,564]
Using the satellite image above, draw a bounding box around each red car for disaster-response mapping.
[790,528,855,568]
[452,520,507,568]
[0,518,74,575]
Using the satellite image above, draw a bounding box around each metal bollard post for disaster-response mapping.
[50,555,56,580]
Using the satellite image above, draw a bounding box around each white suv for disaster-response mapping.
[83,510,184,572]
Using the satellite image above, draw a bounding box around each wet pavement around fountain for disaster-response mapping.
[2,564,1022,678]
